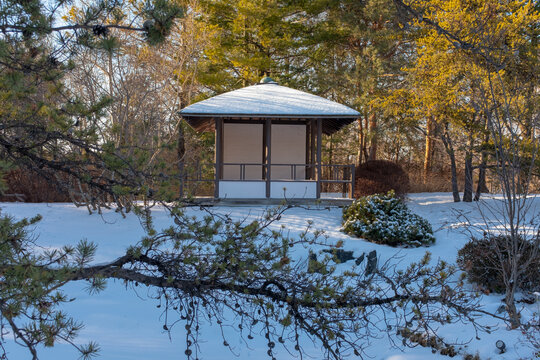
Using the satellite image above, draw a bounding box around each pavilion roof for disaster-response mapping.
[180,83,359,135]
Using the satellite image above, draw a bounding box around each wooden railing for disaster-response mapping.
[222,162,267,181]
[180,162,355,198]
[220,163,318,181]
[320,164,355,198]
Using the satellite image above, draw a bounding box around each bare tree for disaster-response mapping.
[393,0,540,327]
[66,0,209,201]
[478,69,539,327]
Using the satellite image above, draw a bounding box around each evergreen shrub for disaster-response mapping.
[342,191,435,247]
[457,235,540,293]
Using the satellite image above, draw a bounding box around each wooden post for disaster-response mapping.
[350,163,355,199]
[265,118,271,198]
[310,119,316,180]
[305,121,310,180]
[342,165,348,195]
[263,119,267,180]
[178,119,185,198]
[316,118,322,199]
[214,118,223,198]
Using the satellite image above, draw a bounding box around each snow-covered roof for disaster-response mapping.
[181,83,359,117]
[180,82,359,134]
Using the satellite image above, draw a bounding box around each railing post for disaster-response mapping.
[350,163,355,199]
[316,118,322,199]
[214,118,223,199]
[310,120,316,180]
[265,118,271,198]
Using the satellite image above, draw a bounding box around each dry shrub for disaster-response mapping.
[404,162,462,193]
[0,168,71,203]
[457,235,540,293]
[354,160,409,198]
[408,170,458,193]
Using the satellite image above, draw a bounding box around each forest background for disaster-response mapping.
[0,1,539,358]
[1,0,538,204]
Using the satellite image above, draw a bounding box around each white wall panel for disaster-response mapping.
[271,124,306,180]
[223,123,263,180]
[219,181,266,198]
[270,181,316,199]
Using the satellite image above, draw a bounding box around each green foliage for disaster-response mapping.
[457,234,540,293]
[0,0,185,207]
[1,0,535,355]
[342,191,435,247]
[0,161,13,194]
[197,0,307,90]
[0,202,481,359]
[123,204,474,359]
[142,0,184,44]
[0,210,100,358]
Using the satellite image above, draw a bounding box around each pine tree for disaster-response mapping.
[0,0,184,208]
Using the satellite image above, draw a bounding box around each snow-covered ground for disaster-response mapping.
[1,193,538,360]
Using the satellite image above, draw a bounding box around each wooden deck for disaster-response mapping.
[182,197,354,207]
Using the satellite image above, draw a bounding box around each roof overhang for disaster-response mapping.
[181,114,358,135]
[180,83,359,135]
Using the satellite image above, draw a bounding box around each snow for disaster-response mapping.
[0,193,538,360]
[180,83,360,117]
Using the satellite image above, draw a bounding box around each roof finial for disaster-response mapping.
[260,76,278,84]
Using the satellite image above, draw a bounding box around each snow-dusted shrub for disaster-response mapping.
[342,191,435,247]
[457,235,540,293]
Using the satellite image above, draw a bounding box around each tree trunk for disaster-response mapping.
[474,115,491,200]
[368,112,377,161]
[474,142,490,201]
[504,281,520,329]
[440,123,460,202]
[178,120,185,198]
[423,116,435,183]
[462,134,473,202]
[449,150,460,202]
[502,237,522,328]
[357,118,363,166]
[474,160,489,201]
[357,117,368,166]
[107,51,119,147]
[463,151,473,202]
[394,134,401,163]
[328,135,334,190]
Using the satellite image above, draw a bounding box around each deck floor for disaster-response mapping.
[183,197,353,207]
